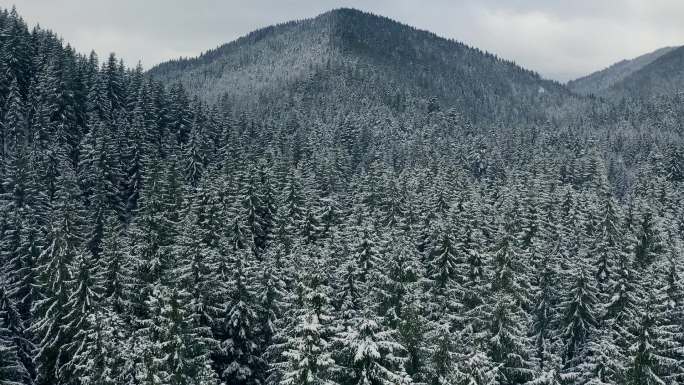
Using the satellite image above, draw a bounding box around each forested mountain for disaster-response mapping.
[149,8,573,125]
[1,5,684,385]
[602,46,684,100]
[568,46,678,96]
[569,45,684,100]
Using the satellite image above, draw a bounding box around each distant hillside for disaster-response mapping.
[149,8,573,124]
[568,46,684,99]
[604,46,684,100]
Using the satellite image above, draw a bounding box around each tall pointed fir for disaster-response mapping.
[215,250,264,385]
[98,215,131,316]
[0,285,33,385]
[353,223,380,284]
[127,156,178,319]
[425,221,462,322]
[633,207,664,269]
[173,209,222,345]
[242,171,267,256]
[280,262,337,385]
[626,293,680,385]
[135,285,218,385]
[58,251,104,382]
[258,247,288,354]
[336,314,412,385]
[31,152,85,385]
[530,252,562,375]
[559,269,599,369]
[476,217,535,384]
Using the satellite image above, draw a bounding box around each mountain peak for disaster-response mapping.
[149,8,570,123]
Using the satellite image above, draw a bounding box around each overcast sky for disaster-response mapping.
[4,0,684,82]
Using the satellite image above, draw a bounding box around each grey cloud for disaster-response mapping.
[3,0,683,81]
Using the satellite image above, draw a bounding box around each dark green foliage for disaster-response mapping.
[0,6,682,385]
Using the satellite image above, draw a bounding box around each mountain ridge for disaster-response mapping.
[568,45,683,99]
[148,8,573,124]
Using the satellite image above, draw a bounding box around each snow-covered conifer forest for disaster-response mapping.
[1,6,684,385]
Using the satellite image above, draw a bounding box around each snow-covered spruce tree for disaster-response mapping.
[242,170,267,255]
[300,207,322,246]
[182,113,207,188]
[281,171,305,235]
[602,246,640,353]
[58,252,104,381]
[559,269,599,368]
[453,197,487,311]
[336,315,412,385]
[31,153,85,385]
[258,164,278,246]
[652,250,684,383]
[173,208,222,340]
[353,223,381,284]
[459,214,535,384]
[136,285,218,385]
[625,293,680,385]
[452,349,500,385]
[489,218,528,306]
[215,251,264,385]
[633,207,664,269]
[258,247,288,351]
[68,308,132,385]
[376,234,423,329]
[98,215,131,316]
[0,285,32,385]
[425,222,462,321]
[590,188,623,297]
[335,261,363,325]
[381,180,406,229]
[530,252,562,375]
[562,326,624,385]
[127,158,175,318]
[484,292,535,385]
[77,118,124,257]
[425,321,458,385]
[279,266,337,385]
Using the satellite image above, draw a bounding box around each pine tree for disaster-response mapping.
[0,285,33,385]
[603,248,640,354]
[426,223,460,314]
[633,208,664,269]
[258,256,287,352]
[563,327,624,385]
[452,350,499,385]
[31,155,85,385]
[69,308,132,385]
[136,285,218,385]
[242,172,267,255]
[530,252,561,374]
[485,293,535,384]
[173,210,222,339]
[216,252,263,385]
[626,294,679,385]
[336,316,412,385]
[58,252,103,381]
[280,268,337,385]
[425,321,458,385]
[490,219,527,305]
[559,270,599,367]
[353,223,380,283]
[591,191,622,296]
[98,215,131,315]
